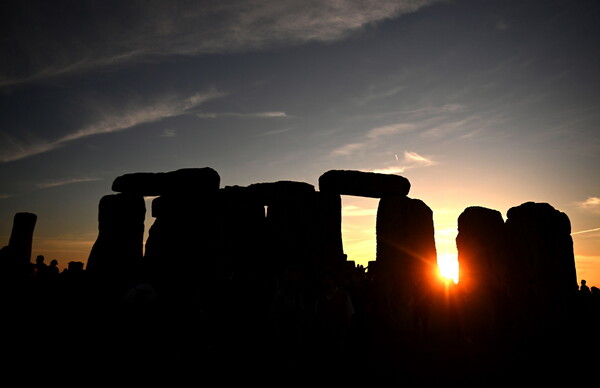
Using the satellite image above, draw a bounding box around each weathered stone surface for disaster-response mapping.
[112,167,220,196]
[86,193,145,290]
[8,212,37,266]
[318,170,410,198]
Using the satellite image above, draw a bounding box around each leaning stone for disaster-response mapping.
[8,212,37,266]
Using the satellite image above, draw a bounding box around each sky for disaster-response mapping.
[1,0,599,286]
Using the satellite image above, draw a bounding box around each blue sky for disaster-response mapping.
[1,0,599,284]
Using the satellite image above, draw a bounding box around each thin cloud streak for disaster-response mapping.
[572,227,600,236]
[370,150,435,174]
[0,91,223,163]
[331,123,416,156]
[197,111,289,119]
[256,127,295,137]
[36,178,102,189]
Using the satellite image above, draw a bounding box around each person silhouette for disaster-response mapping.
[34,255,48,275]
[48,259,59,275]
[580,279,591,295]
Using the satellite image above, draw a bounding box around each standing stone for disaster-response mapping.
[8,212,37,268]
[141,168,222,302]
[456,206,509,339]
[457,206,507,292]
[504,202,577,332]
[86,193,145,292]
[218,185,267,277]
[375,196,438,330]
[247,181,344,278]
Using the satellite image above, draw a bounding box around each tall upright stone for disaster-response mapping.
[505,202,577,331]
[456,206,509,338]
[8,212,37,269]
[375,196,438,330]
[140,168,222,301]
[248,181,344,279]
[86,193,145,291]
[218,185,267,277]
[457,206,507,292]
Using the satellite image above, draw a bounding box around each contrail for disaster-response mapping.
[572,227,600,235]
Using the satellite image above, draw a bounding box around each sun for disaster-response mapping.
[437,252,459,284]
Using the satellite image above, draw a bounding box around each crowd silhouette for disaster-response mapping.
[1,243,598,385]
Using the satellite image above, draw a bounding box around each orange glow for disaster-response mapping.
[437,252,459,284]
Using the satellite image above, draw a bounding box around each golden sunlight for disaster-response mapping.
[437,252,459,284]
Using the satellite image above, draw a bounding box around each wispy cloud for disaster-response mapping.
[0,90,223,163]
[36,177,102,189]
[576,197,600,214]
[370,150,435,174]
[0,194,13,200]
[256,127,295,137]
[332,142,369,156]
[197,111,289,119]
[332,123,416,156]
[404,150,435,166]
[1,0,438,88]
[160,128,177,137]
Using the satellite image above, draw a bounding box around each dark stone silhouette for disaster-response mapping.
[319,169,410,198]
[504,201,578,333]
[374,195,438,333]
[111,167,220,196]
[248,181,344,280]
[86,193,146,295]
[7,212,37,271]
[1,167,594,385]
[455,206,509,340]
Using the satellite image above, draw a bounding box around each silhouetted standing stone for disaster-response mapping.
[247,181,344,278]
[218,185,267,277]
[505,202,577,332]
[456,206,509,339]
[86,193,145,293]
[375,196,437,330]
[457,206,507,291]
[319,170,411,198]
[140,168,222,304]
[8,212,37,271]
